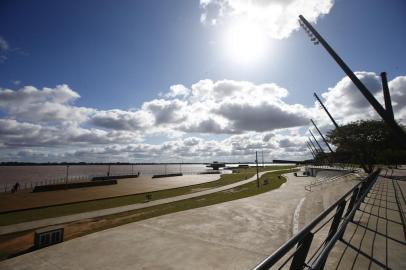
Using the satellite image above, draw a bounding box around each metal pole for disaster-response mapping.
[256,151,260,188]
[262,150,264,167]
[306,142,316,158]
[311,119,334,153]
[300,15,406,148]
[314,93,340,130]
[132,164,134,175]
[308,138,318,155]
[309,129,324,153]
[306,143,316,159]
[381,72,394,120]
[65,165,69,185]
[314,93,369,170]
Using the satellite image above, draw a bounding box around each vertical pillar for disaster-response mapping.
[381,72,394,120]
[255,151,260,188]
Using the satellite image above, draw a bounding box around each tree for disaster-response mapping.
[326,120,405,173]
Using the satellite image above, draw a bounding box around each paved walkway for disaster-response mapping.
[0,174,220,213]
[325,172,406,269]
[0,168,293,235]
[0,170,359,270]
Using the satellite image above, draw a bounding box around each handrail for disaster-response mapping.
[305,172,357,191]
[253,169,380,270]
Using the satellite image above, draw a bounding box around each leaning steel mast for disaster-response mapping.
[309,129,324,154]
[311,119,334,153]
[299,15,406,149]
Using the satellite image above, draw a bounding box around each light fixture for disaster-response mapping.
[299,18,320,46]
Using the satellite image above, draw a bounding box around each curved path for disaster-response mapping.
[0,168,293,235]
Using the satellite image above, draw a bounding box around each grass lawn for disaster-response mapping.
[0,166,295,226]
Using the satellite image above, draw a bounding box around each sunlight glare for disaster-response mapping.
[223,21,268,65]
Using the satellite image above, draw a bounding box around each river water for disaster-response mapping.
[0,163,293,186]
[0,164,209,185]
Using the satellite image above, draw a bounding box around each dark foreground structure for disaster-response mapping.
[255,13,406,269]
[254,168,405,269]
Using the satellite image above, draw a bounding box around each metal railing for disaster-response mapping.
[253,169,380,270]
[304,172,361,192]
[0,170,221,193]
[1,175,93,193]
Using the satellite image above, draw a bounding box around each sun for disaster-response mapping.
[223,21,268,65]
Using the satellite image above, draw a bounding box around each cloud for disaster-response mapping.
[91,109,153,131]
[178,79,307,133]
[0,119,41,136]
[388,76,406,122]
[0,85,145,148]
[200,0,334,39]
[142,99,187,125]
[0,119,143,148]
[319,72,406,125]
[1,72,405,162]
[165,84,190,98]
[0,85,91,124]
[0,36,9,62]
[180,118,235,134]
[216,101,309,132]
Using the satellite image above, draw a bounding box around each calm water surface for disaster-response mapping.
[0,163,293,185]
[0,164,208,185]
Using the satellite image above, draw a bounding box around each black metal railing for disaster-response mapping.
[253,169,380,270]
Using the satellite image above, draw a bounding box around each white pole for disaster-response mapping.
[65,165,69,184]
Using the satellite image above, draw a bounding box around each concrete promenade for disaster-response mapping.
[0,168,293,235]
[0,170,359,270]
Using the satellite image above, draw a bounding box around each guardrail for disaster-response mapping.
[304,172,358,192]
[1,175,93,193]
[253,169,380,270]
[0,170,218,193]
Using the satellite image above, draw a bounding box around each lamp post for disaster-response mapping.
[65,165,70,185]
[256,151,260,188]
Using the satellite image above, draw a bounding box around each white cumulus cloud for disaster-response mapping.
[200,0,334,39]
[1,71,406,162]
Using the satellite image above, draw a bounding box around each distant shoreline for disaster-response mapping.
[0,162,283,166]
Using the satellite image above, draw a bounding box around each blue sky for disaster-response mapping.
[0,0,405,162]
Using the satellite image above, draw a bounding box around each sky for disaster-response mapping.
[0,0,405,163]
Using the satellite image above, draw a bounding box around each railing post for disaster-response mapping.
[314,201,345,270]
[289,232,314,270]
[346,187,360,222]
[325,200,346,243]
